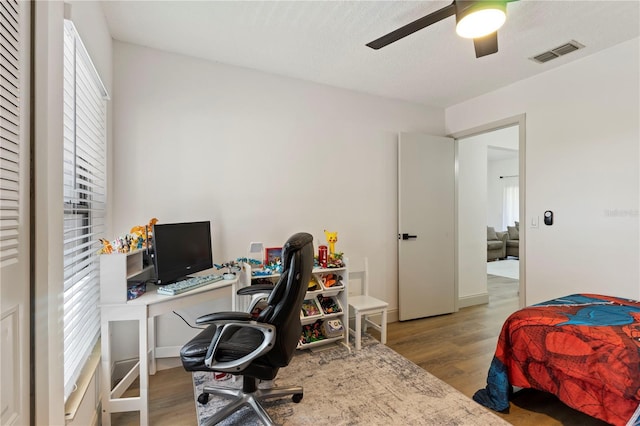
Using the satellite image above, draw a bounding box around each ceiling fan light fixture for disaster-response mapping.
[456,2,506,39]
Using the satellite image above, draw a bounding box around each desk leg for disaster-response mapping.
[101,315,112,426]
[139,310,149,426]
[148,316,156,375]
[231,282,237,311]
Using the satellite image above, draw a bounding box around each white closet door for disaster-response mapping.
[1,1,31,424]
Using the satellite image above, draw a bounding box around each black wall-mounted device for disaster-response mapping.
[544,210,553,225]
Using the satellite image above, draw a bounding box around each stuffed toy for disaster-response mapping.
[324,230,338,255]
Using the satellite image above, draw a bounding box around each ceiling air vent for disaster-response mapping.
[530,40,585,64]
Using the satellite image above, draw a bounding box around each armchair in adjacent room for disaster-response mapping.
[179,232,314,426]
[487,226,507,261]
[506,222,520,258]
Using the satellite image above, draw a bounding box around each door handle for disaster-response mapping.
[399,233,418,240]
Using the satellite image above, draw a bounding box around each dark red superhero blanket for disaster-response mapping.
[473,294,640,426]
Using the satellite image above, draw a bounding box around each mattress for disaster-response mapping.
[473,293,640,425]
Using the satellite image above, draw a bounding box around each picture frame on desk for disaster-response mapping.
[264,247,282,265]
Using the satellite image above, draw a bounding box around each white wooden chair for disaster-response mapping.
[348,258,388,351]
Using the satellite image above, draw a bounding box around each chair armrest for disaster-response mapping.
[237,284,274,296]
[196,311,253,325]
[204,321,276,372]
[496,231,508,242]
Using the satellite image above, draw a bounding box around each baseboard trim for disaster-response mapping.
[156,357,182,371]
[387,308,399,323]
[155,345,182,359]
[458,293,489,308]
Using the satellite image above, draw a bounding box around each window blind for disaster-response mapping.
[62,20,108,402]
[0,0,21,267]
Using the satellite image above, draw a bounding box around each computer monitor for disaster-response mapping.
[152,221,213,285]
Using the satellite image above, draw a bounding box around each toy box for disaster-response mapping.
[323,319,344,338]
[127,281,146,300]
[300,298,322,320]
[316,295,342,315]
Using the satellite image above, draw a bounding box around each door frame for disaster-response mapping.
[449,114,526,308]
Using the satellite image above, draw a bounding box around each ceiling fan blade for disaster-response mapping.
[473,32,499,58]
[366,2,456,50]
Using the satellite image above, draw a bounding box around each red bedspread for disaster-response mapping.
[473,294,640,425]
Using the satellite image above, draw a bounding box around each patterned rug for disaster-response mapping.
[192,337,509,425]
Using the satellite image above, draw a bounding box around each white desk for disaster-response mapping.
[100,274,239,426]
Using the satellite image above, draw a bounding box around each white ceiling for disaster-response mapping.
[101,0,640,108]
[488,146,518,161]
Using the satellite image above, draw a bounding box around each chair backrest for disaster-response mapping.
[256,232,314,367]
[348,257,370,296]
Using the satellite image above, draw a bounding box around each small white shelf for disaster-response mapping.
[305,289,323,298]
[243,262,348,350]
[298,335,344,350]
[101,250,152,304]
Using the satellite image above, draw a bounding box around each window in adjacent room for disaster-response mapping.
[62,19,109,402]
[502,178,519,230]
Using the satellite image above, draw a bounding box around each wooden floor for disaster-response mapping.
[110,275,608,425]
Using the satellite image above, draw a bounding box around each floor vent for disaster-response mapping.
[530,40,585,64]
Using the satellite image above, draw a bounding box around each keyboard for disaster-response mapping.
[156,274,223,296]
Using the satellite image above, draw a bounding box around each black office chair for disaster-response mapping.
[180,232,314,426]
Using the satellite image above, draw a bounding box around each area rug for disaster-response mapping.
[487,259,519,280]
[192,337,509,425]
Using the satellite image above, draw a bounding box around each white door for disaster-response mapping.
[1,0,31,424]
[398,133,455,321]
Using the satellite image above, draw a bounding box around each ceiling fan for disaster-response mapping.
[366,0,516,58]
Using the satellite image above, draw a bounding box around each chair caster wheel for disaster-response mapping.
[198,393,210,404]
[292,393,303,403]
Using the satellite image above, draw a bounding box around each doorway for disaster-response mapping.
[453,115,525,309]
[486,144,519,301]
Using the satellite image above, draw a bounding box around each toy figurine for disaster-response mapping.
[147,217,158,236]
[301,300,320,317]
[130,225,146,239]
[99,239,114,254]
[301,320,325,344]
[327,251,345,268]
[236,257,263,267]
[321,273,340,288]
[214,261,241,279]
[100,217,159,255]
[130,235,144,251]
[324,230,338,255]
[308,276,321,292]
[129,217,159,251]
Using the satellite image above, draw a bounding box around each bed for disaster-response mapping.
[473,293,640,426]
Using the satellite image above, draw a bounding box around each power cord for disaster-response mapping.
[173,310,206,330]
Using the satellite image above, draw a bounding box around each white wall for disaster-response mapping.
[33,2,112,425]
[458,139,489,304]
[111,41,445,359]
[447,38,640,305]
